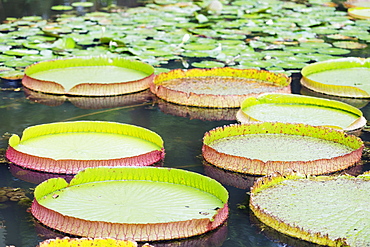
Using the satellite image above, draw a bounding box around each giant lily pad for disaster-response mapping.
[38,237,137,247]
[31,166,229,241]
[150,68,291,108]
[202,122,363,175]
[301,57,370,98]
[6,121,165,174]
[348,7,370,19]
[249,172,370,246]
[22,56,155,96]
[344,0,370,8]
[236,93,366,132]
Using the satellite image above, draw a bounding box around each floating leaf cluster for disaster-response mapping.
[0,0,369,80]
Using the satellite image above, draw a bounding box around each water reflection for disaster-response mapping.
[34,221,228,247]
[8,163,74,184]
[155,97,238,121]
[24,87,153,109]
[203,161,258,191]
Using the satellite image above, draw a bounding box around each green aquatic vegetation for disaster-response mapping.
[0,0,368,77]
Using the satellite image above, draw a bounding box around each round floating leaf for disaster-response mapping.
[6,121,165,174]
[348,7,370,19]
[71,2,94,7]
[316,47,351,55]
[191,61,225,68]
[202,122,363,175]
[31,166,229,241]
[150,67,291,108]
[250,172,370,246]
[51,5,73,11]
[333,41,368,49]
[22,56,155,96]
[301,57,370,98]
[38,237,137,247]
[237,93,366,132]
[4,49,39,57]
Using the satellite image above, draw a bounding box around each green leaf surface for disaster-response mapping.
[239,93,364,130]
[251,174,370,246]
[34,167,228,223]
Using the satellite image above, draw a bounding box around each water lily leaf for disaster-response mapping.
[301,57,370,97]
[283,46,317,54]
[298,42,332,48]
[150,67,291,108]
[250,172,370,246]
[0,69,23,80]
[71,2,94,7]
[333,40,367,49]
[316,47,351,54]
[348,7,370,19]
[31,166,228,241]
[6,121,165,174]
[51,5,73,11]
[22,41,55,50]
[202,122,363,175]
[183,43,218,51]
[22,56,154,96]
[191,60,225,68]
[3,49,39,56]
[182,51,211,57]
[4,59,33,68]
[38,237,137,247]
[237,93,366,131]
[239,60,274,68]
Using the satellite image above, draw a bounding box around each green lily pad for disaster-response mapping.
[316,47,351,55]
[250,172,370,246]
[39,237,137,247]
[4,49,39,56]
[301,57,370,98]
[237,93,366,131]
[150,67,291,108]
[6,121,165,174]
[31,166,228,241]
[202,122,363,175]
[191,60,225,68]
[71,2,94,7]
[332,41,368,49]
[348,7,370,19]
[22,56,155,96]
[51,5,74,11]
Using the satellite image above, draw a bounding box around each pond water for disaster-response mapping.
[0,0,370,247]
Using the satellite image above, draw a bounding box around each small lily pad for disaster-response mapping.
[332,41,368,49]
[71,2,94,7]
[51,5,73,11]
[191,60,225,68]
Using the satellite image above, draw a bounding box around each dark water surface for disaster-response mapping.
[0,1,370,247]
